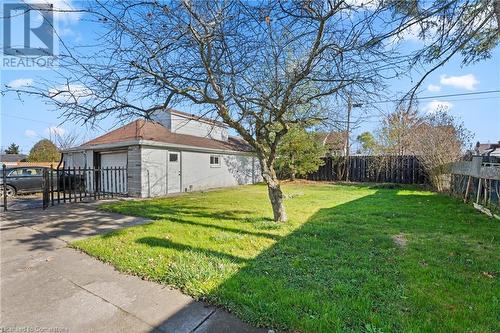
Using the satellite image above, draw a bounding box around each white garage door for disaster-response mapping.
[100,152,128,193]
[101,152,128,168]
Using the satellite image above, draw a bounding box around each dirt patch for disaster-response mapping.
[392,233,408,248]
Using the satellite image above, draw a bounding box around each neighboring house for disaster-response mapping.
[0,154,27,167]
[313,131,348,156]
[474,141,500,157]
[62,109,261,197]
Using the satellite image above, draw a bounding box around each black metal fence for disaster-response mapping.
[2,165,127,211]
[307,155,427,184]
[42,167,128,209]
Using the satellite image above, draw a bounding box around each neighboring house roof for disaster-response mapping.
[475,141,500,156]
[0,154,27,163]
[313,131,347,151]
[77,119,253,153]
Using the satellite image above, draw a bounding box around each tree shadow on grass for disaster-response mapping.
[102,200,268,223]
[136,188,498,333]
[200,190,496,332]
[136,237,249,264]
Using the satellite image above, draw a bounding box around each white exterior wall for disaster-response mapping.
[180,151,259,193]
[63,145,260,198]
[150,110,228,141]
[62,150,92,168]
[171,114,228,141]
[141,147,168,197]
[138,146,260,197]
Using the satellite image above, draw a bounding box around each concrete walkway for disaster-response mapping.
[1,203,268,333]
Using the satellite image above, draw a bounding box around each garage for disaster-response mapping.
[99,151,128,169]
[98,151,128,193]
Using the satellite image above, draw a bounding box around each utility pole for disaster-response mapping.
[345,95,352,181]
[344,96,362,182]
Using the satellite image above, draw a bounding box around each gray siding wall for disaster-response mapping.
[181,151,259,192]
[127,146,142,197]
[171,114,228,141]
[62,150,92,168]
[138,146,260,198]
[141,148,168,197]
[63,145,261,198]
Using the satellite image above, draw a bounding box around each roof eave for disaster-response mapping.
[62,139,254,156]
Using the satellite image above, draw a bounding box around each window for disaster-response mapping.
[8,168,42,177]
[8,169,23,177]
[169,153,178,162]
[210,155,221,167]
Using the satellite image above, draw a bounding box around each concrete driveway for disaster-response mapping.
[0,203,267,333]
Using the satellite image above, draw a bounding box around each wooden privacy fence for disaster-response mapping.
[307,155,427,184]
[449,156,500,217]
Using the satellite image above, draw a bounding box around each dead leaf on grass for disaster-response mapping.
[392,233,407,248]
[482,271,496,279]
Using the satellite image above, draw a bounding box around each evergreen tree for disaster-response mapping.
[4,143,20,154]
[276,126,326,181]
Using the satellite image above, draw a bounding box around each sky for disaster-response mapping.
[1,1,499,154]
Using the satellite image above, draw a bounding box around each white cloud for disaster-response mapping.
[387,17,442,46]
[344,0,380,9]
[396,24,422,42]
[23,0,82,24]
[440,74,479,90]
[424,100,453,113]
[427,84,441,92]
[25,129,37,138]
[7,78,34,89]
[48,84,92,103]
[45,126,66,136]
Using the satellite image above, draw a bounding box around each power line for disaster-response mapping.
[1,113,56,125]
[366,89,500,105]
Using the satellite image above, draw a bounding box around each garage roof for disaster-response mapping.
[77,119,253,153]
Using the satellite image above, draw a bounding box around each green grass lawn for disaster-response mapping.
[71,183,499,332]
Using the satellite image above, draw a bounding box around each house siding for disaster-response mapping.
[181,151,258,192]
[171,114,228,141]
[141,147,168,197]
[127,146,142,197]
[62,144,260,198]
[62,150,92,168]
[151,110,228,141]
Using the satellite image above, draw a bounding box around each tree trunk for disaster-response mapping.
[259,157,288,222]
[267,181,287,222]
[290,171,296,181]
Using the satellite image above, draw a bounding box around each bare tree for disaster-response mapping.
[372,106,472,190]
[393,0,499,98]
[52,130,82,150]
[412,110,472,191]
[377,106,421,156]
[7,1,497,221]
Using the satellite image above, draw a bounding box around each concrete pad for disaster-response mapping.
[1,203,268,333]
[1,226,66,264]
